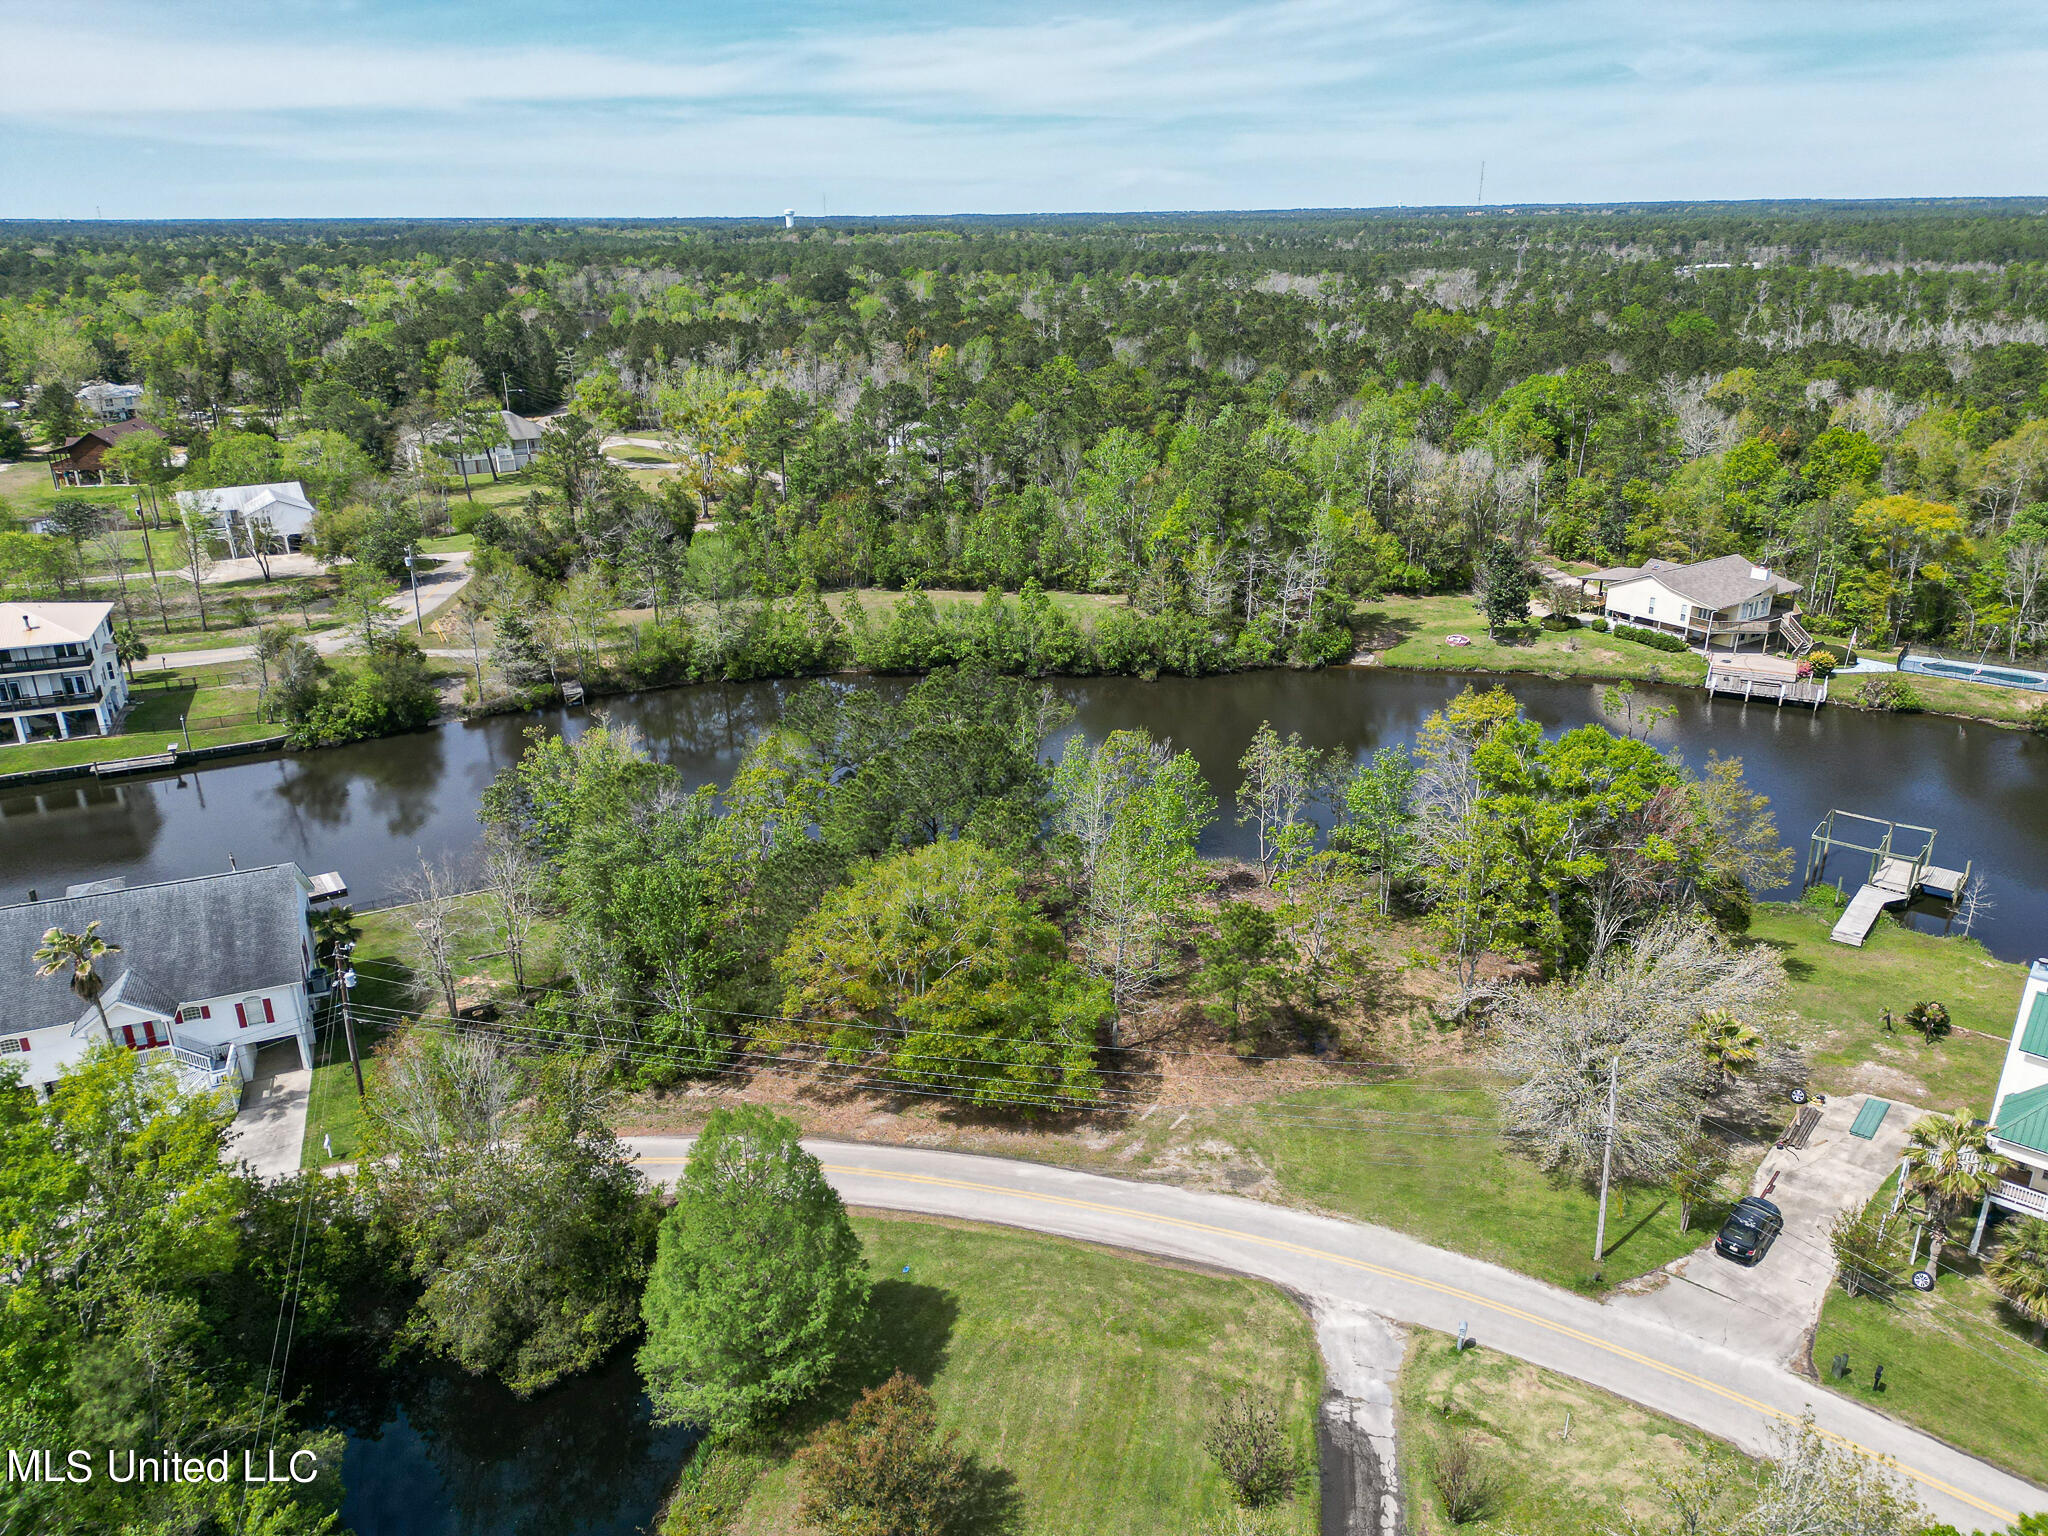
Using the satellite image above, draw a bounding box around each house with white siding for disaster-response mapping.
[0,864,339,1101]
[1973,958,2048,1251]
[1584,554,1811,654]
[0,602,129,746]
[406,409,549,477]
[175,481,318,559]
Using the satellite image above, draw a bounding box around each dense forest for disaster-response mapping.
[5,201,2048,661]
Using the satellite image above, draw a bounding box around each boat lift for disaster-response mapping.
[1803,810,1971,947]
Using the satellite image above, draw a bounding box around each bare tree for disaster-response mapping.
[1490,913,1785,1182]
[480,826,545,993]
[400,855,473,1021]
[177,508,217,631]
[1956,869,1995,938]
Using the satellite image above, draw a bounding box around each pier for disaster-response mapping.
[1803,810,1971,946]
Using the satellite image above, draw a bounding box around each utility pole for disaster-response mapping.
[403,550,424,635]
[1592,1053,1620,1266]
[338,943,364,1097]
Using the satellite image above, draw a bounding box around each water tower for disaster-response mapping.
[783,209,795,230]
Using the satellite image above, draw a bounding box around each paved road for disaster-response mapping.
[627,1136,2036,1530]
[159,551,472,669]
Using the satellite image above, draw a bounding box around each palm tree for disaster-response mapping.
[1988,1217,2048,1343]
[1903,1111,1995,1268]
[1693,1010,1762,1086]
[33,921,123,1044]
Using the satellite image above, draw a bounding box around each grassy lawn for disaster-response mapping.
[1401,1330,1748,1535]
[1812,1208,2048,1486]
[1360,593,1711,685]
[1883,670,2045,728]
[1111,1081,1729,1294]
[302,895,537,1165]
[1749,899,2017,1111]
[709,1215,1322,1536]
[0,661,278,774]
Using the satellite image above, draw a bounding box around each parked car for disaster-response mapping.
[1714,1196,1784,1265]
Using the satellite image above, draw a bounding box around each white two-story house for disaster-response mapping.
[1,602,130,746]
[407,409,549,477]
[0,863,336,1101]
[1976,958,2048,1251]
[1585,554,1811,655]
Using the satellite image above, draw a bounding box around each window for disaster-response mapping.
[0,1038,23,1054]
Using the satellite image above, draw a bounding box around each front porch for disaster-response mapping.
[2,695,114,745]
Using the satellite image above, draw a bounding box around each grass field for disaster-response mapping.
[1360,593,1710,685]
[301,895,534,1165]
[1749,899,2018,1111]
[0,660,278,774]
[1400,1330,1748,1534]
[1812,1199,2048,1487]
[707,1215,1322,1536]
[1125,1082,1729,1294]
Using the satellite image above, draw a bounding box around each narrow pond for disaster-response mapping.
[5,667,2046,959]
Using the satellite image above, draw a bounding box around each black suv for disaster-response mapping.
[1714,1196,1784,1265]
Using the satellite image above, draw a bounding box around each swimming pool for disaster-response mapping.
[1900,654,2048,691]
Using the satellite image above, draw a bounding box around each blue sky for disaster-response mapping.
[1,0,2041,218]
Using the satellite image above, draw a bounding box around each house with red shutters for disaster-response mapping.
[0,864,339,1100]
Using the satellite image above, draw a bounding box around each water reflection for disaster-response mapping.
[4,670,2045,960]
[335,1352,694,1536]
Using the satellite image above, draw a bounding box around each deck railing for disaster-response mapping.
[1991,1177,2048,1219]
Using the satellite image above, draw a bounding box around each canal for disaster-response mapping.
[4,668,2045,960]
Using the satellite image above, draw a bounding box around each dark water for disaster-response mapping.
[4,669,2046,960]
[330,1351,694,1536]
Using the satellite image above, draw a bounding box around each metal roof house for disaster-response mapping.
[0,864,336,1100]
[1588,554,1813,655]
[174,481,318,558]
[1973,959,2048,1249]
[1,601,129,747]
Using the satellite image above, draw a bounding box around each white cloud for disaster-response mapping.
[0,0,2041,215]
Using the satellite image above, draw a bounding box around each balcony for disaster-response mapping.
[1990,1176,2048,1219]
[0,685,103,713]
[0,651,95,678]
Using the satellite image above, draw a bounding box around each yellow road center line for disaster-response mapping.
[634,1156,2011,1520]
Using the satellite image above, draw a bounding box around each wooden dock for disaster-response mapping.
[91,751,179,777]
[1705,661,1828,707]
[1805,810,1971,946]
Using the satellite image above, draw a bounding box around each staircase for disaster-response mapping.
[1779,610,1813,656]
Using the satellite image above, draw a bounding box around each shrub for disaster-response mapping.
[1539,613,1580,632]
[2026,700,2048,736]
[1807,648,1838,678]
[1904,1000,1951,1041]
[1852,675,1921,712]
[1203,1388,1299,1508]
[1429,1429,1508,1524]
[796,1372,983,1536]
[1586,616,1609,632]
[1610,623,1689,654]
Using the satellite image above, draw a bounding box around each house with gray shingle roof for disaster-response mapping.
[0,863,330,1099]
[1597,553,1811,654]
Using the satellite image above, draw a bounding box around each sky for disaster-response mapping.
[0,0,2042,219]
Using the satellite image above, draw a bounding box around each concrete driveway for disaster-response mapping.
[226,1041,309,1180]
[625,1135,2037,1531]
[1610,1093,1914,1366]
